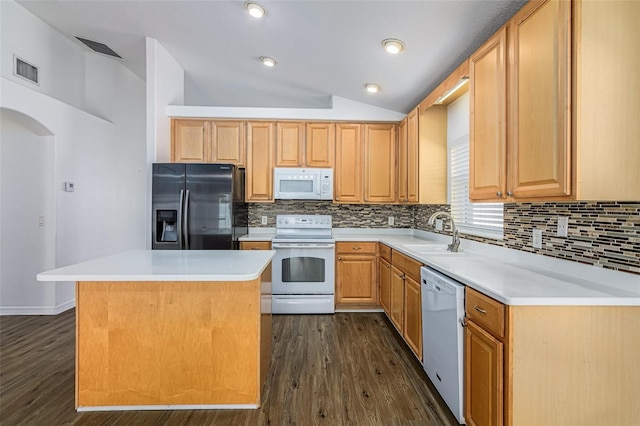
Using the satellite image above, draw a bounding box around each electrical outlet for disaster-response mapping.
[557,216,569,237]
[435,219,443,231]
[64,182,75,192]
[388,216,395,226]
[261,216,268,225]
[532,229,543,249]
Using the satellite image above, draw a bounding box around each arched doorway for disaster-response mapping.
[0,108,56,314]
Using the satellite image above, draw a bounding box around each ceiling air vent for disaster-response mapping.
[75,37,122,59]
[14,56,39,85]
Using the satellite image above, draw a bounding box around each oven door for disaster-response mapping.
[272,243,335,294]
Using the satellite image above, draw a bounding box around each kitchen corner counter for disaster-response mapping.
[37,249,274,282]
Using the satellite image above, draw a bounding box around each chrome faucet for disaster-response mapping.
[427,211,460,252]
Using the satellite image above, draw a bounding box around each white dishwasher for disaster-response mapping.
[421,266,466,424]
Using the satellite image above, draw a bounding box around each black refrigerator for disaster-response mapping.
[152,163,248,250]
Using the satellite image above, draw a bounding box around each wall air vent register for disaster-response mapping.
[13,55,39,85]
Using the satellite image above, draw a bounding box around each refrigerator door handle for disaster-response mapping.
[178,189,185,249]
[183,189,190,250]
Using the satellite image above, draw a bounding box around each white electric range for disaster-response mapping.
[271,215,335,314]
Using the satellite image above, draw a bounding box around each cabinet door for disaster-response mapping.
[172,119,209,162]
[378,257,391,316]
[398,118,409,202]
[403,275,422,361]
[211,121,245,166]
[508,0,571,199]
[465,320,504,426]
[334,123,363,203]
[364,124,396,203]
[336,254,377,305]
[306,123,334,167]
[469,27,507,201]
[246,122,274,202]
[406,108,419,203]
[389,265,405,332]
[275,122,304,167]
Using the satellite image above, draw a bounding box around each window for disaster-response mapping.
[448,134,504,239]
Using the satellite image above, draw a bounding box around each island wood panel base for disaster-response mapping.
[75,275,271,409]
[507,305,640,425]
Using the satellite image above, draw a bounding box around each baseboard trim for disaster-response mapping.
[0,299,75,316]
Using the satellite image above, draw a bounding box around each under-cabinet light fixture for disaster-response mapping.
[435,77,469,105]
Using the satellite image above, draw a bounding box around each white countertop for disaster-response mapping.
[37,250,275,282]
[243,227,640,306]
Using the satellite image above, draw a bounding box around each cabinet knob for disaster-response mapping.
[496,191,502,197]
[352,246,361,250]
[338,257,342,261]
[251,247,259,250]
[385,264,390,269]
[336,197,339,201]
[507,191,513,197]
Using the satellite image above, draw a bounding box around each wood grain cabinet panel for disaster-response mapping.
[398,109,419,204]
[403,275,422,360]
[305,122,334,167]
[389,265,405,332]
[246,122,274,202]
[172,119,209,162]
[364,124,396,203]
[334,123,363,203]
[240,241,271,250]
[211,121,245,166]
[275,122,304,167]
[336,241,377,306]
[378,257,391,316]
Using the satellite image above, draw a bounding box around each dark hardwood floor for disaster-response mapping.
[0,310,458,426]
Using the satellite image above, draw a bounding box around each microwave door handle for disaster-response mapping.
[316,177,321,195]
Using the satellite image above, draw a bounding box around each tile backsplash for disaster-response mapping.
[251,200,640,275]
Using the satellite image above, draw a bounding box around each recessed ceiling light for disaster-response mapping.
[245,2,266,18]
[382,38,405,54]
[260,56,276,67]
[365,83,380,93]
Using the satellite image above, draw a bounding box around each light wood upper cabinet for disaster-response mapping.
[398,109,419,204]
[211,121,245,166]
[306,123,334,167]
[246,122,274,202]
[275,122,304,167]
[334,123,363,203]
[172,120,209,162]
[572,0,640,200]
[469,27,507,201]
[508,0,571,199]
[364,123,396,203]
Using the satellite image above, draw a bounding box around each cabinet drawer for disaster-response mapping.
[378,243,392,262]
[336,242,377,254]
[391,250,422,283]
[240,241,272,250]
[466,287,505,339]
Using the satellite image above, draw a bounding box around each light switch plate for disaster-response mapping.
[557,216,569,237]
[261,216,268,225]
[435,219,443,231]
[38,216,45,227]
[388,216,395,226]
[532,229,543,249]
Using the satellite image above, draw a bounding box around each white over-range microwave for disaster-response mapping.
[273,167,333,200]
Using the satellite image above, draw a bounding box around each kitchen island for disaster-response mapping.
[37,250,274,412]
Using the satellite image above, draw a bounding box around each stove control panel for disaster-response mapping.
[276,215,332,229]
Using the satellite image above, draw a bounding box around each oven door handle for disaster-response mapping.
[272,243,335,249]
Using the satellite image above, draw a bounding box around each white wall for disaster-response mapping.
[0,0,86,111]
[0,110,56,312]
[447,92,470,141]
[145,38,184,248]
[0,1,146,314]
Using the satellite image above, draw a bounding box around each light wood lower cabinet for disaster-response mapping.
[378,257,391,316]
[240,241,272,251]
[386,249,423,361]
[335,242,377,307]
